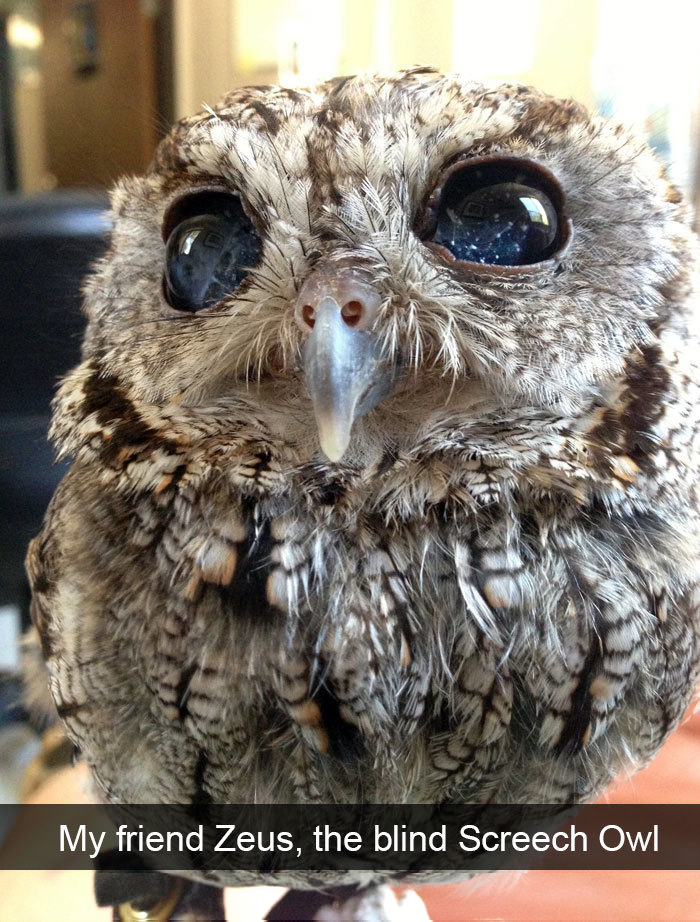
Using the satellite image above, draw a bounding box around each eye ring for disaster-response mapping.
[417,154,573,273]
[161,184,262,242]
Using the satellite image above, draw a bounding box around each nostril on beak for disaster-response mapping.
[294,267,382,337]
[297,298,366,334]
[301,304,316,329]
[341,300,364,327]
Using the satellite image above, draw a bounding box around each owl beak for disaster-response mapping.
[302,298,397,462]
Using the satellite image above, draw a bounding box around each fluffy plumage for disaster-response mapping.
[26,68,700,889]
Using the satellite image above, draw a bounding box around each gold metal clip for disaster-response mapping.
[117,878,185,922]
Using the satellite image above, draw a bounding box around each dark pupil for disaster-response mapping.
[433,167,558,266]
[165,196,261,311]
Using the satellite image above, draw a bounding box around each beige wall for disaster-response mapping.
[528,0,598,107]
[174,0,237,117]
[13,65,50,192]
[173,0,599,113]
[384,0,454,74]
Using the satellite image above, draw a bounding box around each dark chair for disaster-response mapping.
[0,190,111,622]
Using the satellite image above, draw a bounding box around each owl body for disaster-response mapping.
[27,69,700,883]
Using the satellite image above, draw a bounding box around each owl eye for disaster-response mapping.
[162,191,262,312]
[423,158,569,268]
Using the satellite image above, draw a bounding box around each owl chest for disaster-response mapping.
[66,487,686,802]
[136,496,540,734]
[147,496,537,645]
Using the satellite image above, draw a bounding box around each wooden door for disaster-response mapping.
[39,0,171,187]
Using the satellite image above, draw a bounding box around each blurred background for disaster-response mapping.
[0,0,698,202]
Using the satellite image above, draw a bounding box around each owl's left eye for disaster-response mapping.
[163,191,262,312]
[420,156,571,269]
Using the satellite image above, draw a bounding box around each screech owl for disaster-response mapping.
[24,66,700,915]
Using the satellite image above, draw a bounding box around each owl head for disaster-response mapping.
[77,67,695,465]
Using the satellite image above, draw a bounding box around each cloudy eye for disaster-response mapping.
[163,191,262,312]
[424,158,569,268]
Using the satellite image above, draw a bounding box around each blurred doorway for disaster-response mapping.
[39,0,173,187]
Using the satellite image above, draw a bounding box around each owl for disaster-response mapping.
[24,67,700,919]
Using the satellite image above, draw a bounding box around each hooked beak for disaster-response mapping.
[296,268,398,462]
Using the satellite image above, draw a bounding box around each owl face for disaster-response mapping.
[84,68,689,463]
